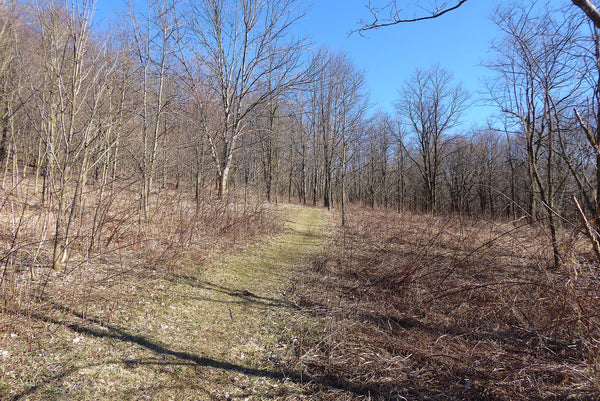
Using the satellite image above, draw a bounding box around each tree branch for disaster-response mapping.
[357,0,469,34]
[572,0,600,30]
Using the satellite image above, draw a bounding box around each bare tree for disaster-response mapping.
[287,93,311,204]
[0,1,18,169]
[128,0,180,220]
[572,0,600,29]
[28,0,115,269]
[358,1,600,33]
[254,54,295,203]
[393,120,409,212]
[488,2,581,267]
[396,64,469,212]
[442,134,475,213]
[185,0,307,197]
[307,50,367,214]
[473,129,502,215]
[362,112,393,209]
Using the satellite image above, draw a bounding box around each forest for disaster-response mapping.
[3,0,600,399]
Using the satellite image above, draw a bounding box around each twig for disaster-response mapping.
[572,194,600,262]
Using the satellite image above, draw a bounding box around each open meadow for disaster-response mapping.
[2,2,600,398]
[2,171,600,400]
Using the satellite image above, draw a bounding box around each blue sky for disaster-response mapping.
[298,0,500,126]
[93,0,517,127]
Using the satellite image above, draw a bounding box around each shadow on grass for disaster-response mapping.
[187,280,302,310]
[9,304,370,400]
[359,311,579,357]
[9,360,239,401]
[9,366,80,401]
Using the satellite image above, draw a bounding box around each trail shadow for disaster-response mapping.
[188,280,302,310]
[9,366,79,401]
[10,304,371,400]
[9,361,216,401]
[9,359,203,401]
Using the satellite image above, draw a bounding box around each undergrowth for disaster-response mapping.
[0,174,281,399]
[286,207,600,400]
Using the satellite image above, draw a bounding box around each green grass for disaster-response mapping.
[6,205,330,400]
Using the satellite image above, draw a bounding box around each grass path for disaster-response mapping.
[10,205,329,400]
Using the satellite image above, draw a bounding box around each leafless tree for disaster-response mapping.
[488,2,581,267]
[128,0,180,220]
[26,0,116,269]
[358,0,468,33]
[363,112,393,209]
[358,1,600,33]
[307,49,367,217]
[396,64,469,212]
[572,0,600,29]
[0,1,18,170]
[442,134,475,213]
[185,0,307,197]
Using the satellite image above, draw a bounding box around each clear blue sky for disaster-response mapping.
[93,0,569,128]
[297,0,499,127]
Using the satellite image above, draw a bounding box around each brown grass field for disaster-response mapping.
[2,175,600,400]
[286,207,600,400]
[0,176,285,400]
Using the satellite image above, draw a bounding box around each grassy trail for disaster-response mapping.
[10,205,329,400]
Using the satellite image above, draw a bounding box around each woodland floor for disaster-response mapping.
[3,204,600,400]
[2,205,342,400]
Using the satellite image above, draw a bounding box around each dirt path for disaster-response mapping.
[9,205,329,400]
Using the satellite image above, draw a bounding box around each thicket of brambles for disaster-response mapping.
[3,0,600,398]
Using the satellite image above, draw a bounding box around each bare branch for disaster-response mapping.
[572,194,600,261]
[572,0,600,29]
[574,107,599,152]
[356,0,469,34]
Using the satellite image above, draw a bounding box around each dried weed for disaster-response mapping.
[287,207,600,400]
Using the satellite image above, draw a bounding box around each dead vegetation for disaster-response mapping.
[0,174,281,399]
[286,207,600,400]
[6,170,600,400]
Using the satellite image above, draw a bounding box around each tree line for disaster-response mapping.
[1,0,600,268]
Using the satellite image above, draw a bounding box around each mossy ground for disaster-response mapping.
[4,205,330,400]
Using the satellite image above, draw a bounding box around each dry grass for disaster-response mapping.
[0,173,283,399]
[6,171,600,400]
[285,206,600,400]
